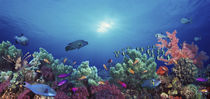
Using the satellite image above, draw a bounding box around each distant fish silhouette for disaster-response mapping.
[65,40,88,51]
[14,34,29,46]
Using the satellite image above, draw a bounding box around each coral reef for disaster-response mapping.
[110,49,158,89]
[70,87,89,99]
[0,37,209,99]
[172,58,198,85]
[0,41,22,71]
[181,84,200,99]
[90,81,125,99]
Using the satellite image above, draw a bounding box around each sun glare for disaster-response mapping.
[97,21,113,33]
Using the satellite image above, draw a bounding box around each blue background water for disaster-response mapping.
[0,0,209,69]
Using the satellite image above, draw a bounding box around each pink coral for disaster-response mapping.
[0,79,10,94]
[156,30,209,67]
[55,91,70,99]
[70,87,89,99]
[90,81,125,99]
[18,89,31,99]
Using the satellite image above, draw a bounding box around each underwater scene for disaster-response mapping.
[0,0,210,99]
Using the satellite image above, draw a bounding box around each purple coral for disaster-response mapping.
[41,66,55,81]
[0,79,10,94]
[70,87,89,99]
[55,91,70,99]
[18,89,31,99]
[90,81,125,99]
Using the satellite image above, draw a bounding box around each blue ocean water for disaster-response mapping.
[0,0,210,69]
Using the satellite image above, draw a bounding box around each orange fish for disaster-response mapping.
[72,61,77,65]
[79,76,87,80]
[143,70,148,73]
[128,68,135,74]
[43,59,50,64]
[98,81,105,85]
[103,64,108,71]
[63,58,67,63]
[156,66,168,76]
[133,59,139,65]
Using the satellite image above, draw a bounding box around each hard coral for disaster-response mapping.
[156,30,209,67]
[172,58,198,85]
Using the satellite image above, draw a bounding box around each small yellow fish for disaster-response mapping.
[32,54,36,57]
[72,61,77,65]
[98,81,105,85]
[79,76,87,80]
[43,59,50,64]
[173,59,178,64]
[128,68,135,74]
[103,64,108,71]
[63,58,67,63]
[200,89,208,93]
[36,70,41,73]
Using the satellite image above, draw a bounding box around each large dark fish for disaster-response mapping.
[14,34,29,46]
[65,40,88,51]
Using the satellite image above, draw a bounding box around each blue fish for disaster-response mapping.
[141,79,161,88]
[24,82,56,96]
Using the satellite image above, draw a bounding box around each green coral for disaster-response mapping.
[0,71,13,82]
[0,41,22,59]
[110,49,158,89]
[0,41,22,71]
[30,48,73,75]
[70,61,102,86]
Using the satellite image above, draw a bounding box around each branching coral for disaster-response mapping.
[156,30,209,68]
[110,49,158,89]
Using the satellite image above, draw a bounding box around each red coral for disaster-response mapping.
[0,79,10,94]
[90,81,125,99]
[156,30,209,67]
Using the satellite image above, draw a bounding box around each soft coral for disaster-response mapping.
[156,30,209,67]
